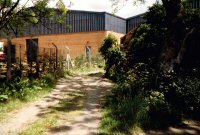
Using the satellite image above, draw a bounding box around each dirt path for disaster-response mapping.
[0,72,113,135]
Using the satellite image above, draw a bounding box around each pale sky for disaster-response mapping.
[20,0,157,19]
[66,0,157,18]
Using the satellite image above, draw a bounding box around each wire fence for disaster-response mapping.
[0,45,67,81]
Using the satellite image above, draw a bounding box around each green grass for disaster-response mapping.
[99,93,147,135]
[99,108,144,135]
[0,99,23,121]
[99,109,126,135]
[0,86,54,122]
[70,66,104,74]
[0,73,59,122]
[18,114,58,135]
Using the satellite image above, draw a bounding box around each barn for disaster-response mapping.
[0,10,128,62]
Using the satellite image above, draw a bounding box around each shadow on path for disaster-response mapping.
[45,72,113,135]
[145,120,200,135]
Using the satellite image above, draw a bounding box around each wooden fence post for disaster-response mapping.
[43,48,45,72]
[6,37,12,82]
[52,43,58,72]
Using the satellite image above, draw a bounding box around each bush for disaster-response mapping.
[100,2,200,133]
[74,55,104,68]
[159,75,200,120]
[74,55,87,68]
[0,73,57,102]
[99,34,118,58]
[104,71,182,131]
[41,73,56,87]
[91,55,104,68]
[99,34,127,81]
[143,91,181,129]
[102,93,148,133]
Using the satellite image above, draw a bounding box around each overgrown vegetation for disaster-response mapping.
[18,78,87,135]
[0,73,59,121]
[71,55,104,74]
[0,55,67,121]
[0,53,103,122]
[0,73,57,102]
[100,1,200,134]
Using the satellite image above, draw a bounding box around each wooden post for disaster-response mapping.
[19,44,22,71]
[43,48,45,72]
[52,43,58,72]
[36,43,39,78]
[6,37,12,82]
[19,44,22,77]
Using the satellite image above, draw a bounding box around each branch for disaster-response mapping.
[0,0,7,12]
[0,0,20,30]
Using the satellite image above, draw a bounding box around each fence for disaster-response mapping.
[0,45,68,81]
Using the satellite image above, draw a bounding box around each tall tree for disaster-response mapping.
[111,0,200,73]
[0,0,68,81]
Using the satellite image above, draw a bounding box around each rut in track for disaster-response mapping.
[0,72,113,135]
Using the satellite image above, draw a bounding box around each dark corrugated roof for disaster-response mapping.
[68,9,141,20]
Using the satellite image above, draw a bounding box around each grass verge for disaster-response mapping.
[70,66,104,75]
[18,84,87,135]
[0,87,54,122]
[18,114,58,135]
[0,73,59,122]
[99,95,145,135]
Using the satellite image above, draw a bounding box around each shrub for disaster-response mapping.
[143,91,181,129]
[159,75,200,120]
[99,34,118,59]
[106,46,127,82]
[99,34,127,81]
[102,93,148,133]
[100,2,200,133]
[74,55,87,68]
[0,73,57,102]
[41,73,56,87]
[74,55,104,68]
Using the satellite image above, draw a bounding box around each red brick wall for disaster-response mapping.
[0,31,124,61]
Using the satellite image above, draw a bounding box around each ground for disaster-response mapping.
[0,72,199,135]
[0,72,113,135]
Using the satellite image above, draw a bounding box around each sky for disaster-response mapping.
[19,0,157,19]
[66,0,157,18]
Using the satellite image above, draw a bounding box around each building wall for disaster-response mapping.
[1,30,124,61]
[126,13,145,33]
[17,10,127,36]
[105,13,126,34]
[189,0,200,8]
[24,10,106,36]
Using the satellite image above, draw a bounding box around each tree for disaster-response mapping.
[0,0,68,81]
[0,0,67,32]
[112,0,200,73]
[110,0,145,13]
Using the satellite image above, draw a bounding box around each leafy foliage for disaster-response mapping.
[100,2,200,134]
[0,73,57,102]
[74,55,104,68]
[0,0,67,36]
[99,34,127,81]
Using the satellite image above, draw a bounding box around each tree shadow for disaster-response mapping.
[35,72,113,134]
[48,125,71,133]
[145,121,200,135]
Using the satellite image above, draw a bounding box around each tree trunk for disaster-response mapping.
[160,0,185,73]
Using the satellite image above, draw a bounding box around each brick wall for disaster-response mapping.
[0,30,124,61]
